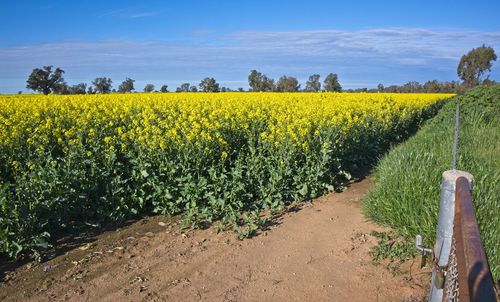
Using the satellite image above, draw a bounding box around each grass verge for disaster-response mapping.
[364,84,499,281]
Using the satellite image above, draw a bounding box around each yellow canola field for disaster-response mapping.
[0,92,453,259]
[0,92,452,156]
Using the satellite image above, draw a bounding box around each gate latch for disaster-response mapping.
[415,234,433,268]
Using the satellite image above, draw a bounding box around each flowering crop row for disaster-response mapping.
[0,92,452,259]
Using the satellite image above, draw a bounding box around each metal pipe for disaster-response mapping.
[454,177,495,302]
[429,170,473,302]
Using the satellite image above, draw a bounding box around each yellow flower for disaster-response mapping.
[0,92,452,158]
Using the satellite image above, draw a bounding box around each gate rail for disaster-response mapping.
[443,177,496,302]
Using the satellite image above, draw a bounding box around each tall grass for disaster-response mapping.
[363,85,500,281]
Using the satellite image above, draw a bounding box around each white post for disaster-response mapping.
[429,170,473,302]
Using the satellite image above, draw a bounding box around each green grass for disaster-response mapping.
[363,84,500,281]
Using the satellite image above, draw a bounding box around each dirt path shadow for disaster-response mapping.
[0,177,430,302]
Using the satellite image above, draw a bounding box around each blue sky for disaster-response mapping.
[1,0,500,92]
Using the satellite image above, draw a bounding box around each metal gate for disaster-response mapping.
[418,172,496,301]
[441,176,496,301]
[417,106,496,301]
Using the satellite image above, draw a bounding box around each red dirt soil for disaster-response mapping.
[0,177,431,301]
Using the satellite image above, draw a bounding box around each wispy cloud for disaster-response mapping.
[98,7,160,19]
[230,28,500,62]
[1,28,499,92]
[129,11,159,19]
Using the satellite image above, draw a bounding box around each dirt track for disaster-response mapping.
[1,177,430,301]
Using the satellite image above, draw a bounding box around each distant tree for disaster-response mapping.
[17,91,22,94]
[276,76,300,92]
[53,82,89,95]
[447,81,463,94]
[160,85,169,92]
[199,77,220,92]
[323,73,342,92]
[248,70,275,92]
[26,65,65,94]
[457,45,497,88]
[377,83,384,92]
[52,83,70,94]
[189,85,198,92]
[68,83,87,94]
[482,78,497,86]
[92,77,113,94]
[237,88,244,92]
[143,84,155,93]
[345,88,367,92]
[248,70,262,91]
[423,80,441,93]
[383,85,400,93]
[305,74,321,92]
[176,83,191,92]
[402,81,422,93]
[118,78,135,93]
[87,86,95,94]
[377,80,461,94]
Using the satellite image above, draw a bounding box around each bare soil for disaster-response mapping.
[0,177,431,301]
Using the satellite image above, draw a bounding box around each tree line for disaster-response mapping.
[25,68,343,95]
[24,45,496,95]
[348,80,469,94]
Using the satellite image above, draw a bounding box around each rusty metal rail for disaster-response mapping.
[443,177,496,302]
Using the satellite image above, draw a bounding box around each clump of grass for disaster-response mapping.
[364,84,500,281]
[370,231,416,265]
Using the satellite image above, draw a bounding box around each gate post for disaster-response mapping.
[429,170,473,302]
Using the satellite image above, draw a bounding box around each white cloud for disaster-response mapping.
[230,28,500,62]
[1,28,499,92]
[97,7,160,19]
